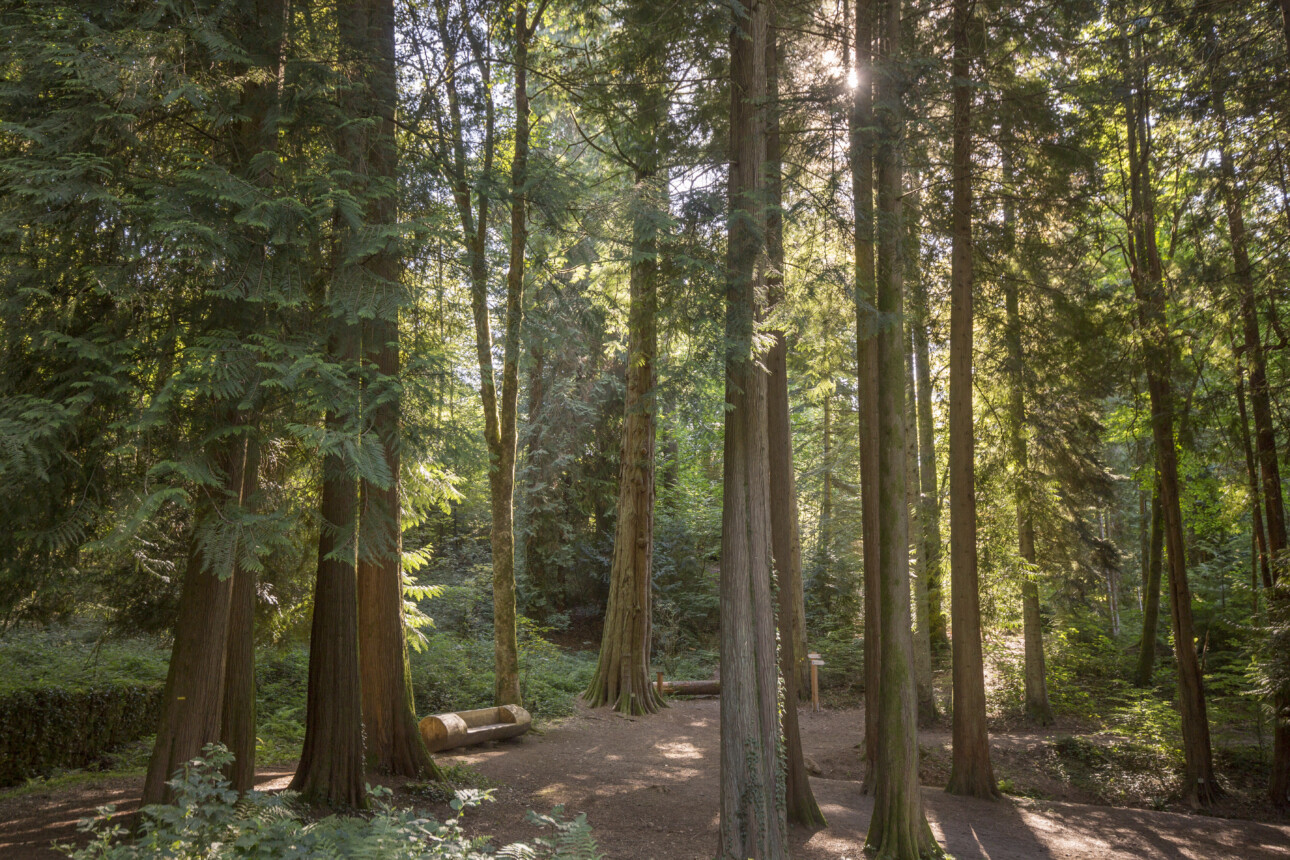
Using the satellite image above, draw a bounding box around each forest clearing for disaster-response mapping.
[3,0,1290,857]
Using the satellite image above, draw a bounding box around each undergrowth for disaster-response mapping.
[64,745,602,859]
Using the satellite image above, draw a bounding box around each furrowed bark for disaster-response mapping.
[766,13,824,827]
[719,1,789,855]
[946,0,999,801]
[865,0,940,852]
[290,323,366,809]
[349,0,442,780]
[586,161,663,715]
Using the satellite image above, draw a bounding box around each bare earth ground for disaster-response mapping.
[3,700,1288,859]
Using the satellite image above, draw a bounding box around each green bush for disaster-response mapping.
[66,746,602,859]
[0,683,162,786]
[0,627,168,695]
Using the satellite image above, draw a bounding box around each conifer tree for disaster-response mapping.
[945,0,1000,801]
[719,0,789,855]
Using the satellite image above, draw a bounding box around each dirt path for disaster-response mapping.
[443,699,1290,860]
[3,700,1287,858]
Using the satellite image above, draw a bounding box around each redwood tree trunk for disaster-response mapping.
[143,518,235,805]
[221,435,261,793]
[349,0,441,780]
[848,0,882,788]
[765,16,824,827]
[289,319,366,809]
[946,0,999,800]
[145,2,283,801]
[585,167,663,715]
[719,2,789,855]
[865,0,939,851]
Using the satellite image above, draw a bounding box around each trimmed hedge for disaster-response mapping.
[0,683,162,786]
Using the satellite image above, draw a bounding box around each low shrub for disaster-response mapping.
[66,745,602,859]
[0,683,162,786]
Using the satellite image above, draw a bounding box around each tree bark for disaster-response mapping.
[434,0,523,709]
[345,0,442,780]
[718,2,789,855]
[145,0,283,802]
[865,1,940,853]
[290,322,366,808]
[143,515,235,805]
[1235,366,1272,596]
[586,166,663,713]
[945,0,999,801]
[848,0,882,789]
[908,317,937,726]
[765,15,824,827]
[1122,29,1218,808]
[221,435,261,793]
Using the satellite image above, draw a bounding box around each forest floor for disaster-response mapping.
[3,698,1287,859]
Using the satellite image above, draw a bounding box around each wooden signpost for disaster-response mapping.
[808,652,824,712]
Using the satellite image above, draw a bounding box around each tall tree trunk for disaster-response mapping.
[765,15,824,827]
[865,1,939,853]
[485,2,535,707]
[945,0,999,801]
[221,428,262,792]
[290,317,366,808]
[848,0,882,789]
[1208,44,1290,806]
[435,0,521,709]
[347,0,442,780]
[146,0,283,802]
[143,509,236,805]
[1122,29,1218,808]
[719,2,789,855]
[586,78,664,712]
[907,311,936,726]
[1135,482,1164,687]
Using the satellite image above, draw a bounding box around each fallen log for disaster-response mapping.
[659,679,720,696]
[418,704,532,753]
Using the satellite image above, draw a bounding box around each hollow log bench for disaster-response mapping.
[418,704,533,753]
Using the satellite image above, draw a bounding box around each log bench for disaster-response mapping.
[418,704,533,753]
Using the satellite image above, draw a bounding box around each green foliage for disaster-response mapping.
[1043,736,1180,808]
[0,627,168,695]
[64,746,600,859]
[408,626,595,722]
[405,765,497,805]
